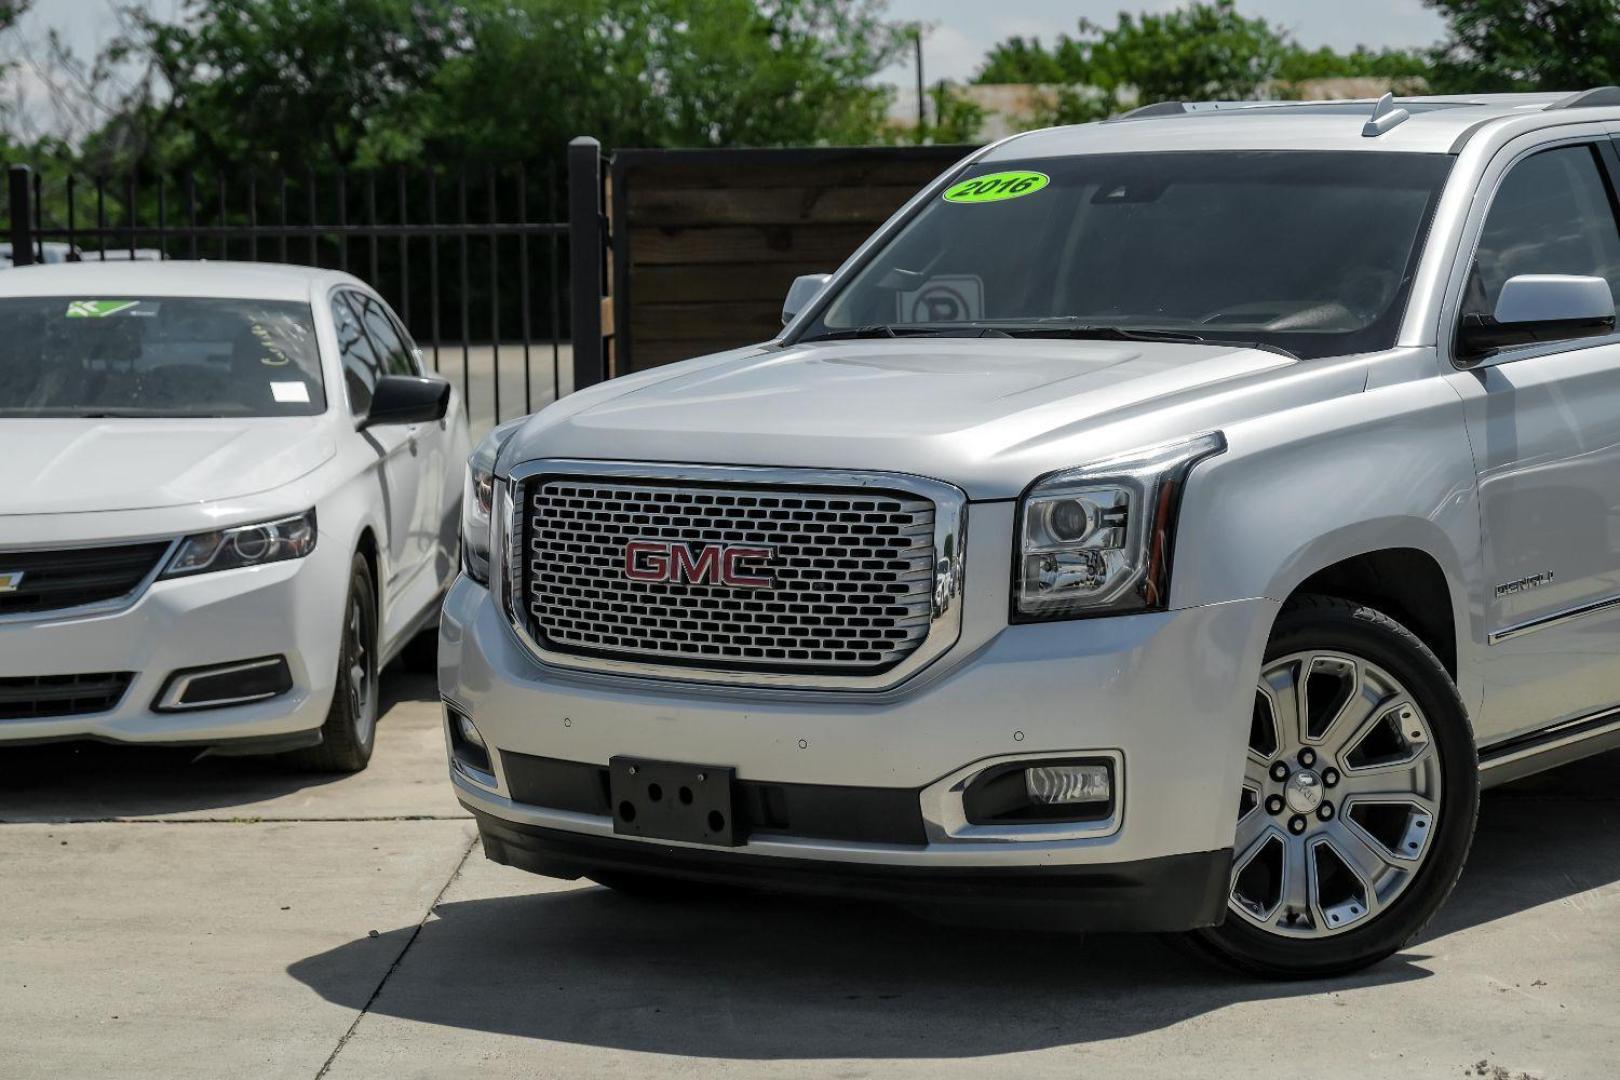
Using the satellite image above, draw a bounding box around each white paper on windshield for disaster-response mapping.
[271,381,311,404]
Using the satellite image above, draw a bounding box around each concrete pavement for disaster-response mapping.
[2,666,1617,1078]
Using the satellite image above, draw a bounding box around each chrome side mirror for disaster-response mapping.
[1457,274,1615,362]
[782,273,832,326]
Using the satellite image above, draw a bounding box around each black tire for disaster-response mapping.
[589,870,730,902]
[1186,594,1479,978]
[284,554,379,774]
[398,624,439,674]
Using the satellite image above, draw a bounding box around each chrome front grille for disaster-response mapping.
[519,474,943,676]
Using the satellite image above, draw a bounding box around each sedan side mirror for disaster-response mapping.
[361,374,451,429]
[782,273,832,326]
[1457,274,1616,363]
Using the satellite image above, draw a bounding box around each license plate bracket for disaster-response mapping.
[609,757,739,846]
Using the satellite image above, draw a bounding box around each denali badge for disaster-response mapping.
[624,540,774,589]
[0,571,23,593]
[1496,570,1555,598]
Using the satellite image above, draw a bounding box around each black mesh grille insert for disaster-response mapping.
[0,542,170,616]
[0,672,134,720]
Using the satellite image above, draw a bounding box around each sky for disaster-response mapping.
[18,0,1451,123]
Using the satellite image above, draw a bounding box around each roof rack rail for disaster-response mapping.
[1362,92,1411,137]
[1111,101,1188,120]
[1548,86,1620,110]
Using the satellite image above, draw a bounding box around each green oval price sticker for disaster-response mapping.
[943,170,1050,204]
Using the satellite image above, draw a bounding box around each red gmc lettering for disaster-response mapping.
[622,540,774,588]
[623,540,670,581]
[720,546,774,588]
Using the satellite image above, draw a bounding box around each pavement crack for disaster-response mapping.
[314,832,478,1080]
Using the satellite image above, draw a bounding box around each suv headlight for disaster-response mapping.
[162,509,317,578]
[462,418,526,585]
[1014,433,1225,620]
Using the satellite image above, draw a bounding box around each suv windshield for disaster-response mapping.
[801,151,1453,360]
[0,296,325,418]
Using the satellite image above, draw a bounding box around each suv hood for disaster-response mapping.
[509,339,1302,498]
[0,418,336,515]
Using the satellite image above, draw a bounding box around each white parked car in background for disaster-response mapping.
[0,262,467,771]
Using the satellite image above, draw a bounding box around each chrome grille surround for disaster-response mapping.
[501,460,967,691]
[0,538,179,625]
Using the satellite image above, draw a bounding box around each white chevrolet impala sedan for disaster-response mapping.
[0,262,467,771]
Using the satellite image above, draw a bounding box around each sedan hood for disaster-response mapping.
[0,418,336,515]
[508,338,1302,498]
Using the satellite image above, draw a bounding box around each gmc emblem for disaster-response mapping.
[624,540,775,589]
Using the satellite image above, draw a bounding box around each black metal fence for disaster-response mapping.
[3,158,591,435]
[1,137,960,430]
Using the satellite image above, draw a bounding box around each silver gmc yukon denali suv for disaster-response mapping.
[440,91,1620,976]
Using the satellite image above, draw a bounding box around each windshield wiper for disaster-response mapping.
[1000,321,1301,360]
[798,324,1012,343]
[1000,322,1209,344]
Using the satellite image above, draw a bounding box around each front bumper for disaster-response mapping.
[441,570,1278,930]
[472,809,1231,932]
[0,555,341,747]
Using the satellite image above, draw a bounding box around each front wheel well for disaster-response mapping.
[354,527,381,620]
[1290,548,1457,678]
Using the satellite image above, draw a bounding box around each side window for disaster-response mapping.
[1465,144,1620,322]
[355,294,419,377]
[330,291,381,417]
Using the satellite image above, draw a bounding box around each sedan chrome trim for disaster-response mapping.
[155,656,291,711]
[498,459,968,692]
[1487,589,1620,645]
[0,537,181,627]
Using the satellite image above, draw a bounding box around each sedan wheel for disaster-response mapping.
[285,553,378,774]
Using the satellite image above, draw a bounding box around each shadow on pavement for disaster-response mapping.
[289,888,1430,1058]
[285,749,1618,1059]
[0,665,438,821]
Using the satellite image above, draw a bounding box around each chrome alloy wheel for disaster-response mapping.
[1229,650,1443,938]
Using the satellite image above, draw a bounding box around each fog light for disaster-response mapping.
[962,756,1117,825]
[1024,764,1111,805]
[154,656,293,711]
[457,713,486,750]
[446,704,493,780]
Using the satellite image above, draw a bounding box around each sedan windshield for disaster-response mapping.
[0,296,326,417]
[801,151,1453,360]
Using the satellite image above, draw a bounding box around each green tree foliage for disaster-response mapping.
[976,0,1432,120]
[1424,0,1620,92]
[0,1,28,32]
[106,0,907,175]
[1276,45,1432,83]
[976,2,1286,103]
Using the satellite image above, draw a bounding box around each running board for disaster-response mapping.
[1478,704,1620,788]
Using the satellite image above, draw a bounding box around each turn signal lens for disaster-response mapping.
[462,417,525,585]
[1024,764,1111,805]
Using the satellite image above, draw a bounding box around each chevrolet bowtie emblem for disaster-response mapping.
[0,571,25,593]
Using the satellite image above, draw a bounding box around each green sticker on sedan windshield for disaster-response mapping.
[65,300,140,318]
[943,170,1049,204]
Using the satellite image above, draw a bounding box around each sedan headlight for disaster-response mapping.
[462,418,526,585]
[1015,433,1225,620]
[162,509,317,578]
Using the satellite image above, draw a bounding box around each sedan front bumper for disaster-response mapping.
[0,553,342,748]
